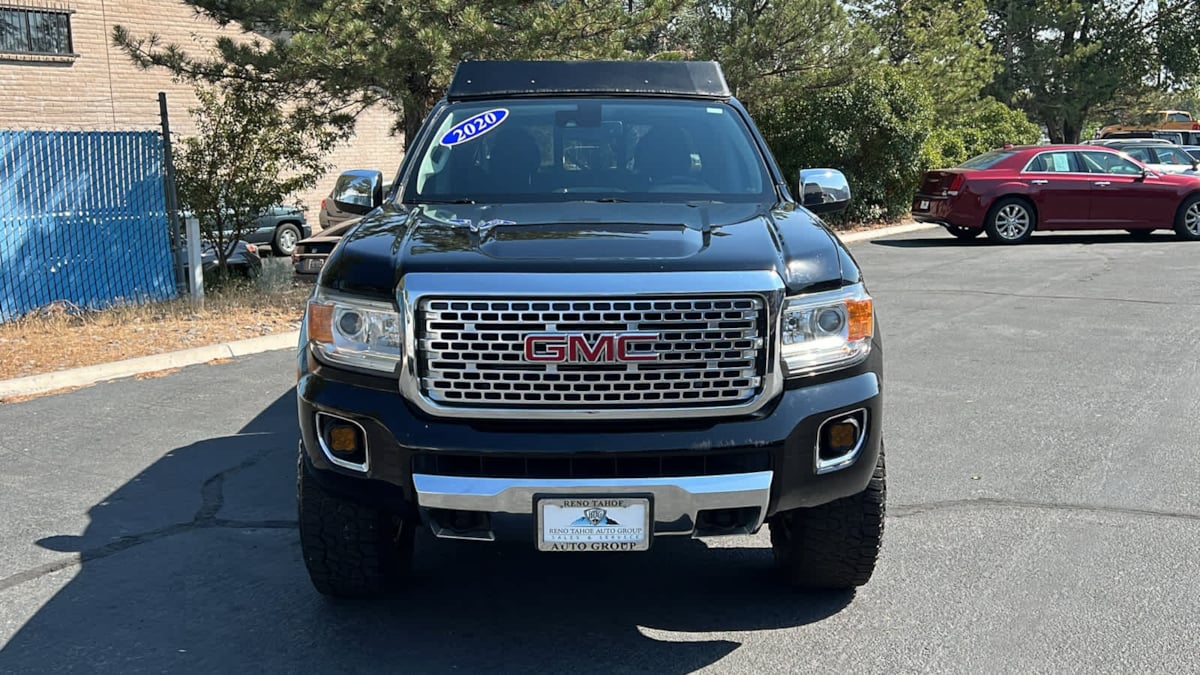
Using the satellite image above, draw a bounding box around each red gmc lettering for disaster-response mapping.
[523,333,659,363]
[569,334,613,361]
[524,335,567,362]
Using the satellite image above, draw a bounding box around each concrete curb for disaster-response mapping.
[0,331,300,400]
[836,220,939,244]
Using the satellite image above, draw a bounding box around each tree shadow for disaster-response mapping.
[872,232,1181,248]
[1,390,853,673]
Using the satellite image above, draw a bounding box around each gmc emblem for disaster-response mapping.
[523,333,659,363]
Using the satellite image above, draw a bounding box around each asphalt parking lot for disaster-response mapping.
[1,229,1198,673]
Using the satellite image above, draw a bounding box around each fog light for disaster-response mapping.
[327,425,359,454]
[826,422,858,454]
[816,409,867,474]
[315,412,369,472]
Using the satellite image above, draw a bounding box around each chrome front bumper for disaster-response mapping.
[412,470,774,539]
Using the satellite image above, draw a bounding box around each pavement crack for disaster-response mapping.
[891,497,1200,523]
[0,443,293,593]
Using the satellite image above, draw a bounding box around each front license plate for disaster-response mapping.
[918,199,930,210]
[537,497,651,552]
[300,258,324,273]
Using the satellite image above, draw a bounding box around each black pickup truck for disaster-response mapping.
[296,60,885,597]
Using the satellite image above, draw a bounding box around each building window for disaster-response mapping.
[0,5,74,57]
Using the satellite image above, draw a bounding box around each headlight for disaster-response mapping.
[780,284,873,377]
[306,290,403,373]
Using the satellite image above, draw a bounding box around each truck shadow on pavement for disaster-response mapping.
[2,390,853,673]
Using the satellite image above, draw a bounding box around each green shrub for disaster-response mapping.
[922,98,1041,169]
[751,70,933,223]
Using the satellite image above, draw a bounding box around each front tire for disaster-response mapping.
[984,198,1035,244]
[769,448,886,589]
[297,453,415,597]
[1175,195,1200,241]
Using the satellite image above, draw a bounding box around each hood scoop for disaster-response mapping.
[477,222,706,260]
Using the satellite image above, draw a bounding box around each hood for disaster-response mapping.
[320,201,852,299]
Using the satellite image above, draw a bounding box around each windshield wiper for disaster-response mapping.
[419,198,477,204]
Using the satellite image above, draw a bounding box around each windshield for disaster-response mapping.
[403,98,774,204]
[957,150,1014,170]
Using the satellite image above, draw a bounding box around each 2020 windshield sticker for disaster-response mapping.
[439,109,509,147]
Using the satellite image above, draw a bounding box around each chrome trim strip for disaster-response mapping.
[397,271,786,420]
[412,470,773,536]
[315,412,370,473]
[814,408,867,475]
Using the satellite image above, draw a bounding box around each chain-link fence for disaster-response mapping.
[0,130,177,322]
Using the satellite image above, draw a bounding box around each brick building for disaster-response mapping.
[0,0,404,229]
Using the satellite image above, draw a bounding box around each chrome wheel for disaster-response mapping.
[275,226,300,255]
[1186,202,1200,236]
[993,204,1031,240]
[1176,196,1200,241]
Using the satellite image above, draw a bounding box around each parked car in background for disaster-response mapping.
[318,175,393,229]
[912,144,1200,243]
[184,205,312,257]
[181,240,263,278]
[239,205,311,257]
[291,217,360,279]
[1093,110,1200,145]
[1083,139,1200,175]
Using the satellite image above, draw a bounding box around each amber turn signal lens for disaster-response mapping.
[827,422,858,452]
[846,298,873,341]
[328,425,359,453]
[307,302,334,343]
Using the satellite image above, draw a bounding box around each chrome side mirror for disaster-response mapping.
[332,169,384,215]
[798,168,851,214]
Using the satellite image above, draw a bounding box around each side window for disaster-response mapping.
[1152,147,1193,165]
[1124,147,1152,163]
[1081,151,1143,176]
[1025,152,1079,173]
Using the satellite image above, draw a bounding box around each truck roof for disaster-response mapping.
[446,60,731,102]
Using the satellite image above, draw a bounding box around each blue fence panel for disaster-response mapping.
[0,130,176,322]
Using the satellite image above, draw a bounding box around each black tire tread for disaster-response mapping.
[769,449,885,589]
[297,454,413,597]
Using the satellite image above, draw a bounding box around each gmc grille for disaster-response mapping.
[417,296,767,410]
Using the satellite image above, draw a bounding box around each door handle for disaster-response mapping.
[1093,181,1111,186]
[1030,179,1049,185]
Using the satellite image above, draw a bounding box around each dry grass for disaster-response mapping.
[0,259,309,381]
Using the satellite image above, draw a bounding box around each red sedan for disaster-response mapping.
[912,145,1200,243]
